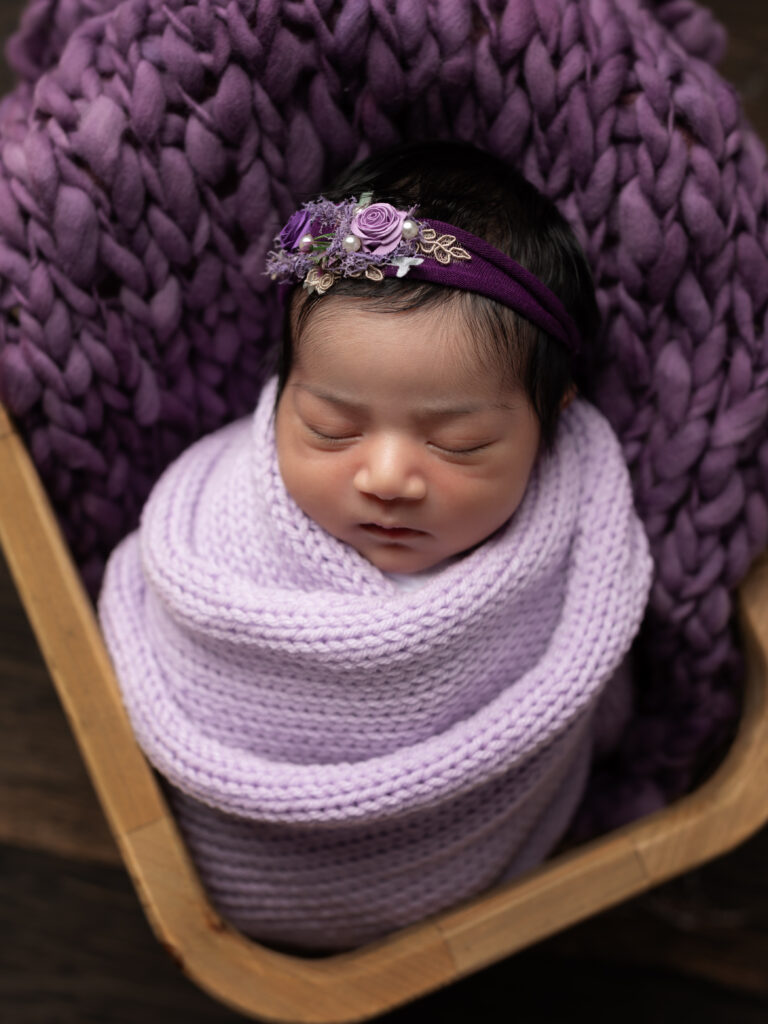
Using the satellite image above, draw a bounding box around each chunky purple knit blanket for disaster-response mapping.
[0,0,766,837]
[97,379,652,949]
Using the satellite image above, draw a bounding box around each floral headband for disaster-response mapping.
[265,194,581,353]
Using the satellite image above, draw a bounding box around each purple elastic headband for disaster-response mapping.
[384,219,581,353]
[265,197,581,353]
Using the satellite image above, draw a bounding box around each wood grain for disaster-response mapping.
[0,551,119,863]
[3,843,768,1024]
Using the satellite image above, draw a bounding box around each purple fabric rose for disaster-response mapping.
[279,209,313,250]
[350,203,407,255]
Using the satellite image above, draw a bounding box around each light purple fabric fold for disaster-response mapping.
[98,378,652,949]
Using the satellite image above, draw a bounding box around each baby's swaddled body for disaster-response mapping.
[98,377,652,951]
[99,140,656,950]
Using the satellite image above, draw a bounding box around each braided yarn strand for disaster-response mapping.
[98,379,652,949]
[0,0,766,834]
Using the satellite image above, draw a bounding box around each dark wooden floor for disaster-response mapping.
[2,1,768,1021]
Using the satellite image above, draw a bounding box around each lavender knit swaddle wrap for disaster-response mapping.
[98,378,652,949]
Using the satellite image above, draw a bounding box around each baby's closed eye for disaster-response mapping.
[429,440,493,455]
[305,423,360,444]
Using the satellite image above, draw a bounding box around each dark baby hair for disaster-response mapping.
[275,141,600,452]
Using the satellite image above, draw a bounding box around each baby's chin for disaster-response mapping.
[350,539,459,575]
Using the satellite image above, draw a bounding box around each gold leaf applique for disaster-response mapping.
[364,265,384,281]
[417,227,471,265]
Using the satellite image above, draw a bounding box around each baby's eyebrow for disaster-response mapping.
[415,402,512,420]
[295,384,513,418]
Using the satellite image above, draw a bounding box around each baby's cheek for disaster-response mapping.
[275,432,313,508]
[282,455,318,506]
[280,450,345,526]
[434,463,504,507]
[442,468,527,530]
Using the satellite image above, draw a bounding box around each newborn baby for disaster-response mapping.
[98,141,652,951]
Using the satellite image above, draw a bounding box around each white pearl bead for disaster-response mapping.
[401,218,419,239]
[342,233,362,252]
[298,233,314,252]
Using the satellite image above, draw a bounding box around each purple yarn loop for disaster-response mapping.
[386,218,582,353]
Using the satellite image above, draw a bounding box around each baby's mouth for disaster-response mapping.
[360,523,427,539]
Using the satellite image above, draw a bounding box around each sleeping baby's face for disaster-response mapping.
[275,298,542,574]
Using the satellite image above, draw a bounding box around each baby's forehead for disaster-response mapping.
[295,291,511,371]
[290,301,524,413]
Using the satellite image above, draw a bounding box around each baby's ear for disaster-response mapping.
[560,384,578,410]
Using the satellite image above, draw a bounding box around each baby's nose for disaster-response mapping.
[353,437,426,501]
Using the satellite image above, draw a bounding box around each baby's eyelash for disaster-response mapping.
[306,424,490,455]
[308,426,357,443]
[432,442,491,456]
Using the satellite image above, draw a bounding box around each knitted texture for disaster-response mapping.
[0,0,766,835]
[97,378,653,949]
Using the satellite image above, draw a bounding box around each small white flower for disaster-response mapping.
[391,256,424,278]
